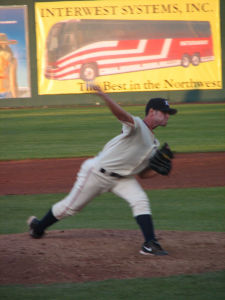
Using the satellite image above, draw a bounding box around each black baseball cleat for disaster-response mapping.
[27,216,45,239]
[140,239,168,256]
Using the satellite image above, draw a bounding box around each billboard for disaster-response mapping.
[35,0,222,94]
[0,6,31,98]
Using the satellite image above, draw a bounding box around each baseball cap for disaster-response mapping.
[145,98,177,116]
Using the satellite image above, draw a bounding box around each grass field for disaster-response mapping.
[0,103,224,299]
[0,187,224,234]
[1,103,225,160]
[0,271,224,300]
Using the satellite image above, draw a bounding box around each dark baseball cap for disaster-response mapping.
[145,98,177,116]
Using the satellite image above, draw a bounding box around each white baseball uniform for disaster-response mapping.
[52,116,159,219]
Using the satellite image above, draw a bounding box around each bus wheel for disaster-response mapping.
[181,54,190,67]
[191,53,200,66]
[80,63,98,81]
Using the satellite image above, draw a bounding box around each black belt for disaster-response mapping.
[100,168,123,178]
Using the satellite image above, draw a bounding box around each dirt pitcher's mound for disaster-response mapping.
[0,229,225,285]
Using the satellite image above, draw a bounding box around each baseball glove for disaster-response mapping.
[148,143,174,176]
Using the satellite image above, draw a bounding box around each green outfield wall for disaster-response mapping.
[0,0,224,107]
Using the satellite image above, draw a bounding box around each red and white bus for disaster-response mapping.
[45,19,214,81]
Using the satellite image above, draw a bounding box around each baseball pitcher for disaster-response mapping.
[27,84,177,256]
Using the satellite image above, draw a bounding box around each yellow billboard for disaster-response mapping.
[35,0,222,94]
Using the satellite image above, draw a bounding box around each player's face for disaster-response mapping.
[153,110,169,127]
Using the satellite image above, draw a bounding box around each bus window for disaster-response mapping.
[60,32,77,56]
[192,22,211,37]
[46,23,63,62]
[58,23,78,57]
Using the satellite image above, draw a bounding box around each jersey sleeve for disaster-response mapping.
[120,115,137,135]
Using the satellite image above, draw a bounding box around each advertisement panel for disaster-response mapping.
[0,6,31,98]
[35,0,222,94]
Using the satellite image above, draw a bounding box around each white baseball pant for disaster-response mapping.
[52,158,151,220]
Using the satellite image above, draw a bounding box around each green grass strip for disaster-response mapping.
[0,271,224,300]
[1,103,224,160]
[0,187,224,234]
